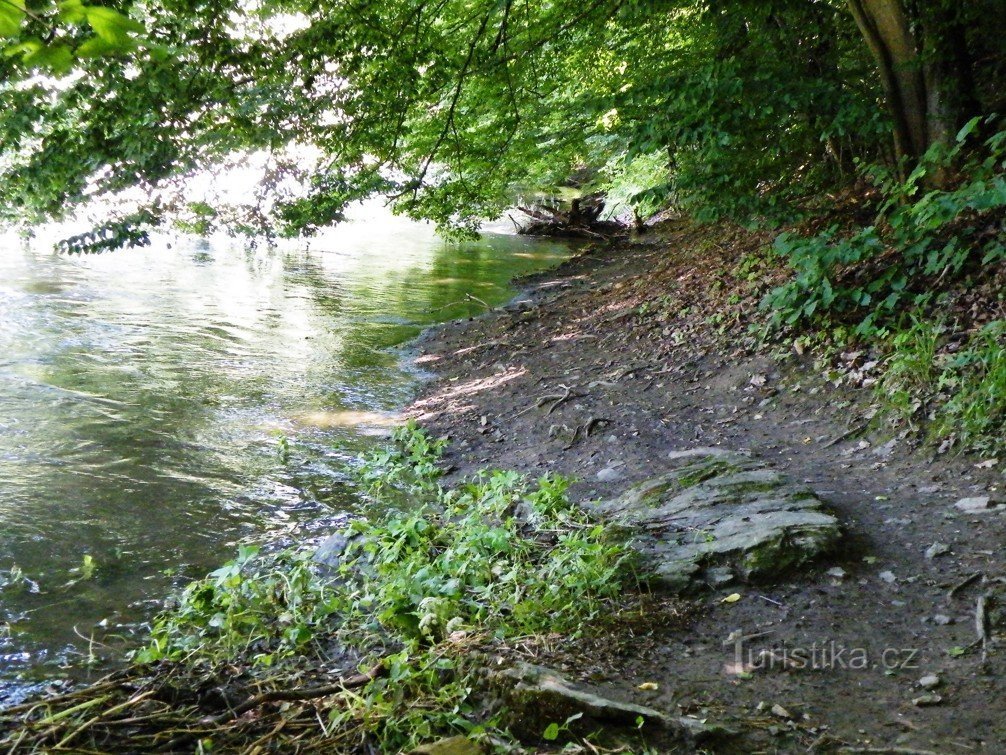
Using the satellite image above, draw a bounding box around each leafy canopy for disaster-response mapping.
[0,0,893,247]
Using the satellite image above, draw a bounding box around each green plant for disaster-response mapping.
[874,319,1006,456]
[275,433,291,463]
[135,545,337,666]
[543,712,583,741]
[357,419,447,494]
[877,316,945,423]
[763,118,1006,336]
[133,425,633,751]
[934,322,1006,454]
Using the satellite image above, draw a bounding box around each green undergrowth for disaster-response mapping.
[762,117,1006,340]
[877,318,1006,456]
[750,118,1006,456]
[131,421,634,751]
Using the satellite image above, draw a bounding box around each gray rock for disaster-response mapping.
[495,663,729,746]
[313,527,372,580]
[954,496,1005,513]
[770,703,792,719]
[313,532,352,569]
[596,465,624,482]
[591,450,841,592]
[918,674,941,690]
[872,439,898,458]
[925,542,951,560]
[912,693,943,707]
[703,566,735,587]
[667,447,741,461]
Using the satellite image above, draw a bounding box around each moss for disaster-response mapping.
[673,458,746,488]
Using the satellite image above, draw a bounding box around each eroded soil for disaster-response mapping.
[406,223,1006,753]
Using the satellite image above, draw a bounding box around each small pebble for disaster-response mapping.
[918,674,941,690]
[925,542,950,559]
[595,466,623,482]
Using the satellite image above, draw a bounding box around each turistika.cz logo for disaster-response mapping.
[727,633,920,673]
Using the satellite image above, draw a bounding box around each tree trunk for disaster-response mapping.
[920,5,980,149]
[846,0,978,177]
[846,0,929,163]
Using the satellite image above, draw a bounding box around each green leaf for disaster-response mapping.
[2,38,39,58]
[57,0,87,23]
[542,723,560,741]
[76,35,128,57]
[22,42,73,72]
[0,0,23,37]
[956,116,982,144]
[84,5,144,46]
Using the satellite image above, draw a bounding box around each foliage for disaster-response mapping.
[877,316,944,422]
[357,419,447,495]
[0,0,148,72]
[0,0,908,246]
[936,323,1006,454]
[133,424,632,750]
[0,1,1003,248]
[135,545,335,666]
[876,318,1006,455]
[763,117,1006,336]
[55,208,159,253]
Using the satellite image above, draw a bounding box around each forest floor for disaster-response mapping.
[406,220,1006,753]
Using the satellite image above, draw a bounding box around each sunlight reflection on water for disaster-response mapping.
[0,205,568,700]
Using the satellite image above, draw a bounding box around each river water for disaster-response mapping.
[0,208,567,701]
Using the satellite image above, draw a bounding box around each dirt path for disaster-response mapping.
[406,226,1006,752]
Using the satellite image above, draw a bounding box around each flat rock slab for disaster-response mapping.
[590,448,841,591]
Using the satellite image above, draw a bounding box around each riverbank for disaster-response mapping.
[5,219,1006,753]
[407,220,1006,752]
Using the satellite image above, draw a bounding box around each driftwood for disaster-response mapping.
[516,194,624,239]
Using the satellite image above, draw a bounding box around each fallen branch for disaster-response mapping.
[158,663,386,752]
[822,421,869,448]
[429,293,492,314]
[562,416,610,449]
[209,663,385,724]
[976,594,990,663]
[948,571,983,599]
[516,384,585,417]
[837,748,938,755]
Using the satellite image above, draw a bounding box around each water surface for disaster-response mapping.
[0,208,568,699]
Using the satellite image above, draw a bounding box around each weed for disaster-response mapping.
[877,316,945,424]
[129,424,633,751]
[357,419,446,493]
[764,118,1006,336]
[935,322,1006,454]
[876,319,1006,456]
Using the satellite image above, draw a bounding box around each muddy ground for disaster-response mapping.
[405,223,1006,753]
